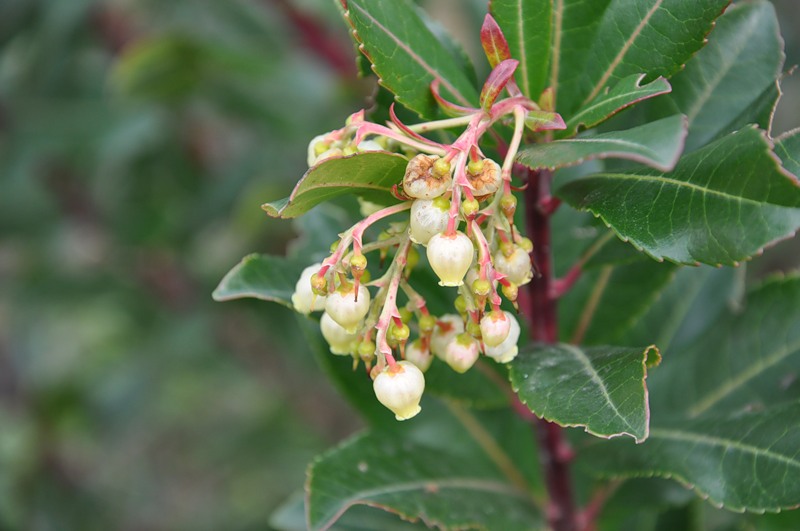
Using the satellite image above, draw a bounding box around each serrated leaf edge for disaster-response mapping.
[512,344,659,443]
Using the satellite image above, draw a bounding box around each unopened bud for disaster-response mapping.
[419,314,436,333]
[501,282,519,302]
[461,198,480,218]
[500,194,517,217]
[350,253,367,272]
[311,273,328,296]
[466,320,482,338]
[454,295,468,315]
[432,157,451,177]
[471,278,492,297]
[518,237,533,253]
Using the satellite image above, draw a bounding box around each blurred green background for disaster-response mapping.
[1,1,798,530]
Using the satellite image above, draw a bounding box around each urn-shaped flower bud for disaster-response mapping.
[467,159,502,197]
[445,333,480,373]
[403,154,450,199]
[480,310,511,347]
[373,361,425,421]
[320,312,358,355]
[404,339,433,372]
[409,198,449,245]
[427,231,474,286]
[430,314,464,359]
[493,246,533,286]
[484,312,520,363]
[291,263,327,315]
[356,139,383,153]
[325,283,371,333]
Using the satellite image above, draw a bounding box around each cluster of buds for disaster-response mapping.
[290,45,565,420]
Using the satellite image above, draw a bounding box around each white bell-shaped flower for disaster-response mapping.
[325,283,371,333]
[404,339,433,372]
[427,231,474,286]
[493,246,533,286]
[484,312,520,363]
[291,263,327,314]
[320,312,358,355]
[409,198,449,246]
[445,333,480,373]
[430,314,464,360]
[373,361,425,421]
[480,310,511,347]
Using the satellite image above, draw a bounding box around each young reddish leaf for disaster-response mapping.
[480,59,519,110]
[480,14,511,68]
[431,79,476,116]
[524,110,566,133]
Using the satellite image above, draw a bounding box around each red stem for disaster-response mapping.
[523,167,578,531]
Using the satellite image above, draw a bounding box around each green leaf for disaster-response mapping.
[646,1,784,152]
[212,253,300,307]
[343,0,479,119]
[650,275,800,418]
[558,74,672,138]
[489,0,551,99]
[306,432,543,531]
[553,0,730,117]
[622,266,739,352]
[519,115,687,172]
[581,400,800,512]
[271,491,429,531]
[510,343,659,442]
[776,128,800,178]
[423,360,509,409]
[262,153,407,219]
[559,260,678,345]
[557,126,800,266]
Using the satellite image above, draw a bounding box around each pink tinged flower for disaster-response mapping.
[445,333,480,373]
[480,310,511,347]
[483,312,520,363]
[430,314,465,360]
[291,263,327,315]
[373,361,425,421]
[427,231,474,287]
[320,312,358,355]
[409,198,449,246]
[325,284,371,333]
[404,339,433,372]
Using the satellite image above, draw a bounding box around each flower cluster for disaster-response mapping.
[291,88,544,420]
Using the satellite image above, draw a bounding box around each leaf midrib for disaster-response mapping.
[582,0,665,104]
[687,337,800,417]
[349,2,472,107]
[579,171,777,206]
[650,428,800,469]
[563,344,637,433]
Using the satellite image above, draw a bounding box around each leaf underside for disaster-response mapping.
[518,115,687,172]
[263,152,407,219]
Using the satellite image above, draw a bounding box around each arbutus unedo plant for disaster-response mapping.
[216,1,800,530]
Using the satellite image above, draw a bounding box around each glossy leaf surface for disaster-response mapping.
[581,400,800,512]
[344,0,479,118]
[558,127,800,265]
[510,343,659,442]
[646,1,784,151]
[558,74,671,138]
[554,0,730,117]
